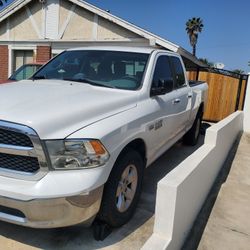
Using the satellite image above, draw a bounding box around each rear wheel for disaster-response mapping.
[183,111,202,146]
[98,149,144,227]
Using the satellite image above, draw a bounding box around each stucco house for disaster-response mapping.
[0,0,204,81]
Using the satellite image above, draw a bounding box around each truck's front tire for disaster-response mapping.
[98,149,144,227]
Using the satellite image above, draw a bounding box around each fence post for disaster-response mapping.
[235,75,243,111]
[243,73,250,132]
[196,67,200,81]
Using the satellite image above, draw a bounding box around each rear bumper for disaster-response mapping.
[0,186,103,228]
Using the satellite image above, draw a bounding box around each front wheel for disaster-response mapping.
[97,149,144,227]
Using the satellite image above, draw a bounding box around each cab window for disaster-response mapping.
[152,55,174,92]
[171,57,186,88]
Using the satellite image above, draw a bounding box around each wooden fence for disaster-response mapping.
[188,70,248,122]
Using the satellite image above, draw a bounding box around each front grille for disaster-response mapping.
[0,121,46,178]
[0,153,40,173]
[0,128,33,147]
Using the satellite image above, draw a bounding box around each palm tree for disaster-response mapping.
[186,17,204,57]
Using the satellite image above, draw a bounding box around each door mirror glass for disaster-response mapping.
[151,78,174,96]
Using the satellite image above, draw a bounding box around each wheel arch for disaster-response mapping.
[98,138,146,226]
[117,138,147,167]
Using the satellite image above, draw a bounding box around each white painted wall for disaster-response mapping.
[243,73,250,133]
[142,111,243,250]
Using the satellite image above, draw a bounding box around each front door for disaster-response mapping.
[145,54,178,162]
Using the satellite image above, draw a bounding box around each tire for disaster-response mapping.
[98,149,144,227]
[183,110,202,146]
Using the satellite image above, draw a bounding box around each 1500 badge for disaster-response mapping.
[149,120,163,131]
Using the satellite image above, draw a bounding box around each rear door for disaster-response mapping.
[170,56,192,133]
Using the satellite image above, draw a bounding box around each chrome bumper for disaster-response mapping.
[0,186,103,228]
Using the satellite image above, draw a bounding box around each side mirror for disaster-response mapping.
[150,79,173,97]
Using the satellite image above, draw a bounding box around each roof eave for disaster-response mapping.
[0,0,203,68]
[0,0,32,22]
[68,0,180,52]
[177,47,207,68]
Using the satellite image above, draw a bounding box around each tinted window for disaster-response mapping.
[171,57,186,88]
[152,55,173,91]
[33,50,149,90]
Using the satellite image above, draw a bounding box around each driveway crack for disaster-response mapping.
[225,226,250,237]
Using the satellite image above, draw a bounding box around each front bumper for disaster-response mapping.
[0,186,103,228]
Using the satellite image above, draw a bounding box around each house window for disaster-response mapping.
[13,50,34,72]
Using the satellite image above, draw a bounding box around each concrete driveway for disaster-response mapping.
[0,137,204,250]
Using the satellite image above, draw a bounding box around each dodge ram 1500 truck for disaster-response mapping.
[0,47,208,228]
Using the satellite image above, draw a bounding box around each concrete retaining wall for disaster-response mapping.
[142,111,244,250]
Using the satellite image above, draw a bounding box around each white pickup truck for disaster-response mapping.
[0,47,207,229]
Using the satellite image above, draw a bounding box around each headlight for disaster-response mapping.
[46,139,109,170]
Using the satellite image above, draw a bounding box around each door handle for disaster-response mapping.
[188,94,193,98]
[172,98,181,104]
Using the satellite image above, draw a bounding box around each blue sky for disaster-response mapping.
[0,0,15,11]
[87,0,250,72]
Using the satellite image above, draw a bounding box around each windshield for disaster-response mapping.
[33,50,149,90]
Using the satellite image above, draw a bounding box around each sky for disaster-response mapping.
[0,0,15,11]
[87,0,250,72]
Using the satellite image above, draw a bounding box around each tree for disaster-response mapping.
[232,69,244,74]
[186,17,204,57]
[199,58,214,67]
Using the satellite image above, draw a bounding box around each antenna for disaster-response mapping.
[214,63,225,69]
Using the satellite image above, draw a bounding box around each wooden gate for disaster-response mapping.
[188,69,248,122]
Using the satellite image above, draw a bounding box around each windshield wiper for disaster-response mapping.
[63,78,116,89]
[31,75,46,80]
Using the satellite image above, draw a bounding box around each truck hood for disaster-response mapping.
[0,80,138,139]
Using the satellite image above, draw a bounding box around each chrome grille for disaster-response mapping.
[0,153,39,173]
[0,121,48,180]
[0,128,33,147]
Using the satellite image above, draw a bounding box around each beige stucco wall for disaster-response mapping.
[97,16,140,40]
[62,6,94,40]
[0,20,7,40]
[9,7,40,40]
[59,0,73,30]
[0,0,142,42]
[28,1,43,34]
[0,1,42,41]
[60,0,140,41]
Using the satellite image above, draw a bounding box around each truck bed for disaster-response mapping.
[189,80,206,87]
